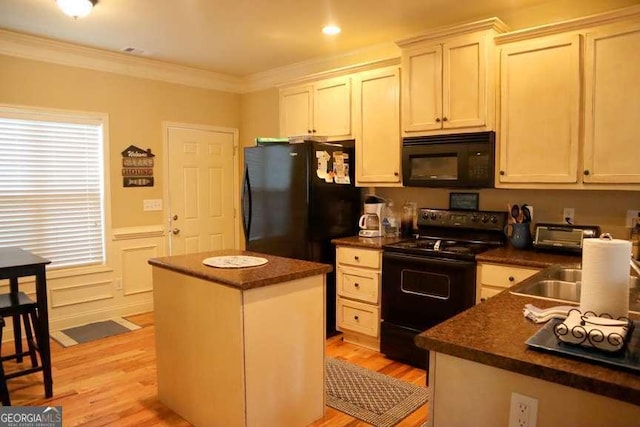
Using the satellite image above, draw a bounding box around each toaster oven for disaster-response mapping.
[533,223,601,253]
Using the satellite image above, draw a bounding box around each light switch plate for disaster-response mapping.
[143,199,163,211]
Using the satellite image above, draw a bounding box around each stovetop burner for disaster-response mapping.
[386,238,493,260]
[383,208,509,260]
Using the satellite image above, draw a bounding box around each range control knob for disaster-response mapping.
[422,211,429,219]
[481,215,489,223]
[490,215,498,224]
[471,214,478,222]
[430,212,437,220]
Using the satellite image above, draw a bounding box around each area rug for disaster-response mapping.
[326,357,429,427]
[50,318,141,347]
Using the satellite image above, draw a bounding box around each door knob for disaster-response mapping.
[172,228,180,235]
[172,215,178,220]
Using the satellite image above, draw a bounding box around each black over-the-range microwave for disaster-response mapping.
[402,131,495,188]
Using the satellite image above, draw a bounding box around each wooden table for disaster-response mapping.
[0,247,53,397]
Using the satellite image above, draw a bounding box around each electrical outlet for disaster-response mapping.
[143,199,163,211]
[626,210,640,228]
[563,208,575,224]
[508,392,538,427]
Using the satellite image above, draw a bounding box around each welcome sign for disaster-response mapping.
[121,145,154,187]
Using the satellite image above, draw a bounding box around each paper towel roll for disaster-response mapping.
[580,238,632,318]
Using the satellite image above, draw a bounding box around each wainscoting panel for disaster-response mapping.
[50,280,114,308]
[122,244,158,296]
[42,225,167,333]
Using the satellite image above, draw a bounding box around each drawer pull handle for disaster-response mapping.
[354,315,359,321]
[354,256,360,261]
[354,283,360,288]
[508,276,515,282]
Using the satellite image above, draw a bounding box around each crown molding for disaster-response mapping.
[244,42,401,92]
[0,29,244,93]
[0,29,402,94]
[396,17,509,47]
[495,4,640,44]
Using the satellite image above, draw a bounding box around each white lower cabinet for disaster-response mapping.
[476,262,540,304]
[335,246,382,351]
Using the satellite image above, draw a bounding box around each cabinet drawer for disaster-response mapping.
[336,267,380,304]
[336,297,379,337]
[479,263,540,288]
[336,247,380,269]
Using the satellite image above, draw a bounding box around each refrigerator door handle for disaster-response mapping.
[241,165,252,241]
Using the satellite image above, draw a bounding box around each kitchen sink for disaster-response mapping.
[549,267,582,282]
[511,265,640,314]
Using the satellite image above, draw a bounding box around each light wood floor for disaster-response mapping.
[3,312,428,426]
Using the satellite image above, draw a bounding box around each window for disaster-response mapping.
[0,106,108,269]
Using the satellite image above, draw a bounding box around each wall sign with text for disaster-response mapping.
[121,145,155,187]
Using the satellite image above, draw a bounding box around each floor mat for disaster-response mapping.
[326,357,429,427]
[50,318,141,347]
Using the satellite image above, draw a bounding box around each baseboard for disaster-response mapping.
[48,301,154,332]
[2,301,154,342]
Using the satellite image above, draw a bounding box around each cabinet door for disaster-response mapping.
[401,44,442,133]
[498,35,581,183]
[279,85,313,137]
[584,24,640,184]
[354,67,401,185]
[313,77,352,138]
[443,34,486,129]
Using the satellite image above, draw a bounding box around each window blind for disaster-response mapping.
[0,114,105,268]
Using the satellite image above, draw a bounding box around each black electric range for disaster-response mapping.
[380,208,508,368]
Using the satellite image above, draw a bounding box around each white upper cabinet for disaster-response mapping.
[352,66,401,186]
[279,76,352,139]
[497,34,581,184]
[583,23,640,184]
[397,19,508,136]
[495,6,640,189]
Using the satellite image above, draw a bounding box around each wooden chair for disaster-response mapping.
[0,316,11,406]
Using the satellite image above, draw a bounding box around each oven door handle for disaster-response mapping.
[400,283,450,300]
[382,251,476,268]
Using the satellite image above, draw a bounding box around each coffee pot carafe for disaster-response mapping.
[359,195,385,237]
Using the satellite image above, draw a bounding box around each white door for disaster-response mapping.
[165,124,239,255]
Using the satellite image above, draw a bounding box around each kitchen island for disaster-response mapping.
[148,250,332,427]
[415,276,640,426]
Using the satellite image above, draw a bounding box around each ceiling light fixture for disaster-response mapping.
[56,0,97,19]
[322,25,341,35]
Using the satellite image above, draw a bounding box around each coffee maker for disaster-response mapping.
[359,195,385,237]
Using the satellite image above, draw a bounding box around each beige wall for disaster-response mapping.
[240,88,280,148]
[0,54,241,229]
[373,187,640,240]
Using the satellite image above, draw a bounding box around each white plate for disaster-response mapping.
[202,256,268,268]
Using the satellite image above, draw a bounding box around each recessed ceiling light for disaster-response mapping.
[322,25,341,35]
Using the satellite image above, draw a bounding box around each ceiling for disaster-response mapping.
[0,0,638,77]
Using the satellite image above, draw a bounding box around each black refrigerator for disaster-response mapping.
[242,140,361,337]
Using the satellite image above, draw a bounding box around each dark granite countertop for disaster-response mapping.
[415,287,640,406]
[148,249,332,291]
[477,246,582,269]
[331,235,406,249]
